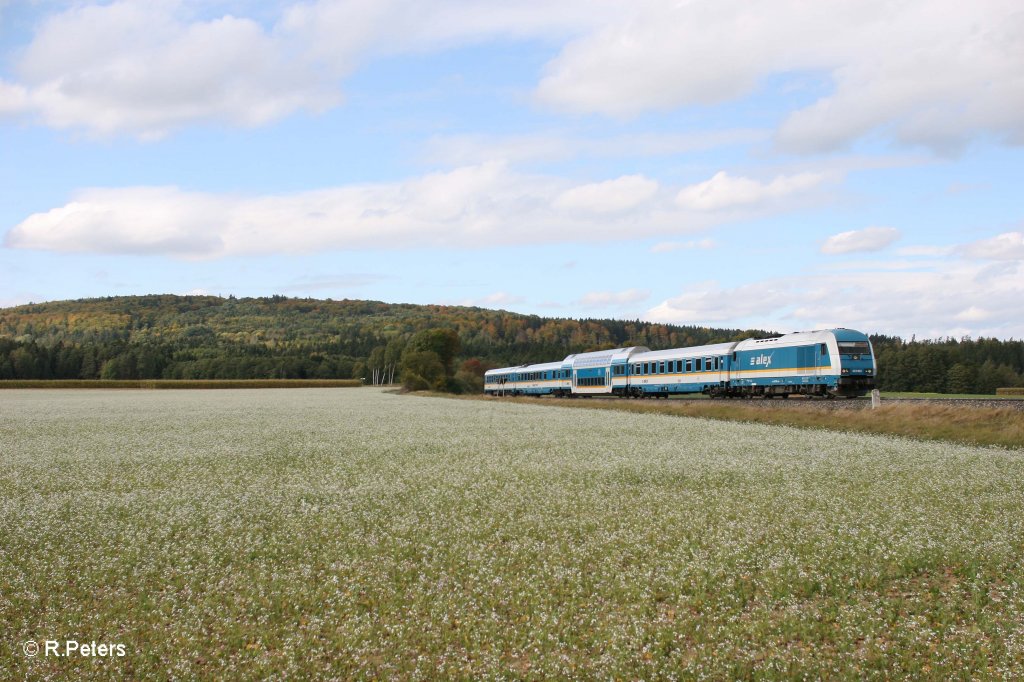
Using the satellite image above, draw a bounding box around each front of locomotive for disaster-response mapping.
[829,329,877,397]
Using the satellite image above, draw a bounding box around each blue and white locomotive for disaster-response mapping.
[484,328,875,399]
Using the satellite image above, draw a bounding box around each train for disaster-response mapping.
[483,328,876,399]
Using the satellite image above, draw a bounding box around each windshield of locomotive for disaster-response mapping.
[838,341,871,357]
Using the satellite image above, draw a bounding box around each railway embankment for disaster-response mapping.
[437,392,1024,449]
[710,396,1024,411]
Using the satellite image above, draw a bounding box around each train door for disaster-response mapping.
[713,355,725,386]
[798,345,817,377]
[797,345,818,390]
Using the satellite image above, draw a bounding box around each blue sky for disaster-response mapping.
[1,0,1021,339]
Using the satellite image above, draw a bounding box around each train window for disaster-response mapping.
[820,343,828,356]
[659,362,665,374]
[705,358,712,371]
[642,362,648,374]
[685,359,692,372]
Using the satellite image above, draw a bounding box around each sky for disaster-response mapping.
[0,0,1021,340]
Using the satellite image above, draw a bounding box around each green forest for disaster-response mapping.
[1,295,1022,394]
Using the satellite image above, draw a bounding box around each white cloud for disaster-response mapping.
[0,79,29,114]
[647,282,793,325]
[955,306,992,322]
[821,226,900,255]
[961,232,1024,260]
[8,0,1016,152]
[650,239,715,254]
[9,2,339,137]
[0,0,616,137]
[675,171,824,211]
[576,289,649,308]
[461,292,527,307]
[553,175,658,214]
[646,258,1024,339]
[9,163,843,257]
[535,0,1024,153]
[6,164,744,256]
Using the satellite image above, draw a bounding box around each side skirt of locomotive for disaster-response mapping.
[715,376,874,399]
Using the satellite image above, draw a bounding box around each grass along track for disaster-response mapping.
[444,393,1024,449]
[2,387,1024,679]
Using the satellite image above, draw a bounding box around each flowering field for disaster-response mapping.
[2,388,1023,679]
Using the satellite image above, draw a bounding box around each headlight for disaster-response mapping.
[841,368,850,374]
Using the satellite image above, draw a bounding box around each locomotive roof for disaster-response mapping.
[733,329,865,351]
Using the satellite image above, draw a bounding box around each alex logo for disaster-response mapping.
[749,353,773,368]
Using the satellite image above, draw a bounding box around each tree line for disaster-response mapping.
[1,295,1022,394]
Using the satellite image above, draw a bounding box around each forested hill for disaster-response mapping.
[1,294,1022,394]
[0,295,764,384]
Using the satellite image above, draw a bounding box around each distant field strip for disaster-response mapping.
[0,379,362,389]
[2,388,1023,679]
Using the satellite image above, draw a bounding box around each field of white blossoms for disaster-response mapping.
[2,388,1023,679]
